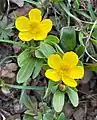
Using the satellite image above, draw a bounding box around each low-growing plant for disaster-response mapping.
[1,0,97,119]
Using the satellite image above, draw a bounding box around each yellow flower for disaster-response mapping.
[45,51,84,87]
[15,8,52,41]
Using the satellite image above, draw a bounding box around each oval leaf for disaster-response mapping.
[21,93,33,110]
[23,114,34,120]
[53,90,64,112]
[32,59,43,79]
[58,112,67,120]
[60,27,76,51]
[44,35,59,45]
[40,42,56,58]
[75,45,85,57]
[35,49,45,58]
[18,49,31,67]
[67,87,79,107]
[43,112,53,120]
[92,29,97,39]
[17,58,35,83]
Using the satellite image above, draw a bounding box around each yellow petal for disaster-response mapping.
[48,54,63,69]
[62,75,77,87]
[63,51,78,67]
[29,8,42,22]
[40,19,52,33]
[15,16,30,31]
[19,31,33,41]
[69,66,84,79]
[45,69,60,81]
[33,30,47,40]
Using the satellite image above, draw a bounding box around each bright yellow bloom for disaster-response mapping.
[15,8,52,41]
[45,51,84,87]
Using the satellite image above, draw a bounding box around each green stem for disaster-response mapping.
[7,84,46,90]
[0,40,27,48]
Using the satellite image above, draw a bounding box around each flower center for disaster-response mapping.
[29,21,40,34]
[58,66,70,79]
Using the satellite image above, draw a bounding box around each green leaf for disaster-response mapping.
[67,87,79,107]
[79,32,85,46]
[18,49,32,67]
[51,85,58,93]
[34,112,42,120]
[43,112,53,120]
[58,112,67,120]
[53,90,64,112]
[71,87,78,92]
[75,0,79,9]
[39,42,56,58]
[77,10,91,20]
[52,0,64,2]
[75,45,85,57]
[91,39,97,45]
[43,80,58,99]
[60,27,76,51]
[32,59,44,79]
[88,2,96,21]
[0,16,7,28]
[92,29,97,39]
[42,64,50,70]
[25,110,34,116]
[48,80,58,89]
[0,16,13,40]
[23,114,34,120]
[35,49,45,58]
[54,43,64,54]
[85,63,97,72]
[44,35,59,45]
[17,57,35,83]
[21,93,33,110]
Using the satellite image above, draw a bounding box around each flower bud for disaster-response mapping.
[59,84,66,91]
